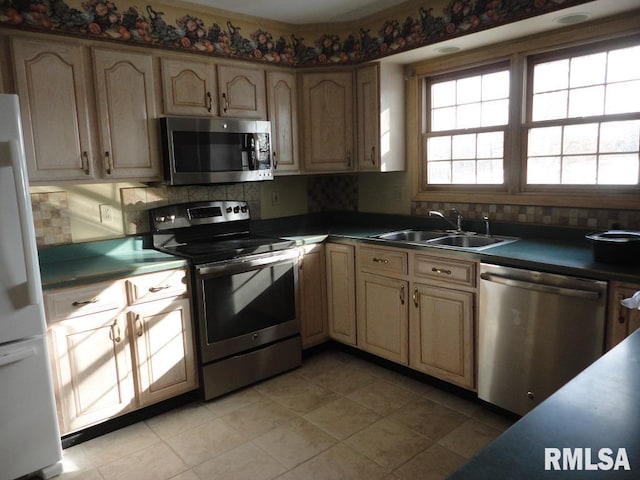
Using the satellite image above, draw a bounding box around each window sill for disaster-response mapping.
[412,191,640,210]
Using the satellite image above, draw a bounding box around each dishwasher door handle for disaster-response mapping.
[480,272,602,300]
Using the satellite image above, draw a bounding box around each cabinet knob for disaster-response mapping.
[413,287,419,307]
[373,257,389,264]
[206,91,212,112]
[400,284,405,305]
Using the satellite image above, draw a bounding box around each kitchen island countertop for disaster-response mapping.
[450,327,640,479]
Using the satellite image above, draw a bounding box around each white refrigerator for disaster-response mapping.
[0,94,63,479]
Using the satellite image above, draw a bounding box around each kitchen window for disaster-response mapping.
[525,40,640,187]
[424,63,509,186]
[415,29,640,207]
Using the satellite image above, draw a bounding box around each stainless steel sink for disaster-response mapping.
[428,234,508,248]
[373,229,447,243]
[371,230,517,251]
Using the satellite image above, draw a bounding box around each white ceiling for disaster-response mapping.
[181,0,409,24]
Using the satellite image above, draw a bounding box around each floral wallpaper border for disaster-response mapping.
[1,0,592,66]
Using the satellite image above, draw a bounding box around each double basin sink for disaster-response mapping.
[370,229,518,251]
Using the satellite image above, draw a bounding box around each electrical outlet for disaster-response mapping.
[271,191,280,206]
[99,204,113,224]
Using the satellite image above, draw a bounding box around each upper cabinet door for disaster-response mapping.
[267,70,299,174]
[92,49,160,181]
[161,58,217,116]
[217,64,266,119]
[300,71,354,172]
[11,38,96,182]
[356,62,405,172]
[356,64,379,171]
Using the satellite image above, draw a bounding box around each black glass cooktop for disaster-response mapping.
[162,235,295,264]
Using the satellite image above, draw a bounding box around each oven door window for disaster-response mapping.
[172,131,270,172]
[202,261,295,344]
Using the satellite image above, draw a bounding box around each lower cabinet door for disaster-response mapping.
[409,283,475,389]
[357,272,409,364]
[48,311,135,435]
[326,243,357,345]
[128,297,197,406]
[299,244,328,348]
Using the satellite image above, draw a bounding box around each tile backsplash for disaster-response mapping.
[31,179,640,247]
[120,184,261,235]
[31,191,72,246]
[412,202,640,230]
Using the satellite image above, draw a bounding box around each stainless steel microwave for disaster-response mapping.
[160,116,273,185]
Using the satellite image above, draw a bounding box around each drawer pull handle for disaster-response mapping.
[72,297,99,307]
[110,321,121,343]
[373,258,389,264]
[432,267,452,275]
[135,314,144,337]
[400,284,405,305]
[149,284,171,293]
[413,287,419,307]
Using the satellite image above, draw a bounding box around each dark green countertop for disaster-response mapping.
[256,212,640,283]
[39,213,640,289]
[39,236,187,289]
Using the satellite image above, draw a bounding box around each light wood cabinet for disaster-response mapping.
[607,282,640,350]
[92,48,160,181]
[160,57,216,115]
[409,283,475,389]
[127,297,197,406]
[355,62,405,172]
[409,253,477,390]
[300,71,354,172]
[48,309,134,434]
[325,243,357,345]
[11,37,96,182]
[358,272,409,364]
[11,38,162,183]
[217,64,266,119]
[299,244,328,348]
[267,70,299,174]
[45,268,196,435]
[356,245,409,364]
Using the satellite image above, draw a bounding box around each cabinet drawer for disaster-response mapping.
[126,269,188,305]
[45,281,126,322]
[359,246,408,275]
[413,254,477,287]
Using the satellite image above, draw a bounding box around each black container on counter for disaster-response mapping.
[585,230,640,265]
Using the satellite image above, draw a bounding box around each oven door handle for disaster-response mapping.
[196,248,299,277]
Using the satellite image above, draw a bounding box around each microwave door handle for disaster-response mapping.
[251,133,259,170]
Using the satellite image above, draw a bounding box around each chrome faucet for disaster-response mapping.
[483,215,491,236]
[429,209,463,232]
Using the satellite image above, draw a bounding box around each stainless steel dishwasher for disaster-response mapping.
[478,263,607,416]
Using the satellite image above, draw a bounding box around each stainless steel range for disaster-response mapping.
[150,200,301,400]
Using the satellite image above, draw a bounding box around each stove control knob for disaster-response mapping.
[233,206,240,213]
[226,207,233,213]
[241,206,248,213]
[155,216,166,223]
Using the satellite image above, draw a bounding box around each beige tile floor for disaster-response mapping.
[55,350,515,480]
